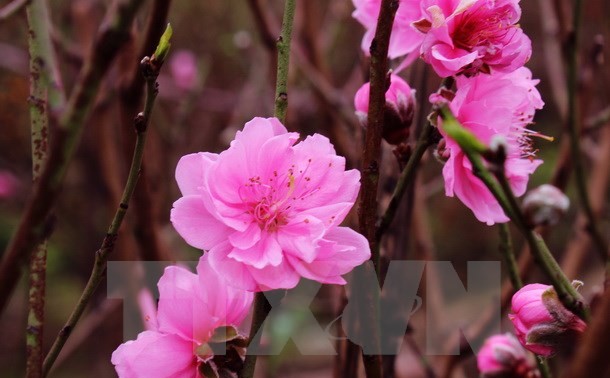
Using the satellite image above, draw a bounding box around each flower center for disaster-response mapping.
[452,4,514,52]
[240,173,296,232]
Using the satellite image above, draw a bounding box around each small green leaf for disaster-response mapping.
[209,325,240,343]
[153,23,173,63]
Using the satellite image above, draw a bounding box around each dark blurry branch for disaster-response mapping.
[119,0,173,263]
[0,0,29,20]
[584,105,610,133]
[539,0,567,119]
[561,126,610,279]
[25,0,64,374]
[563,286,610,377]
[0,0,145,316]
[376,122,434,241]
[240,2,296,378]
[42,36,169,375]
[565,0,610,272]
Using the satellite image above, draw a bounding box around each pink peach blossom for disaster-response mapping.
[111,255,253,377]
[477,333,538,377]
[438,67,544,225]
[417,0,531,77]
[509,284,587,357]
[352,0,426,59]
[171,117,370,291]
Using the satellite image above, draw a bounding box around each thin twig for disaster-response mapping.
[376,122,434,241]
[498,224,522,290]
[0,0,146,316]
[273,0,296,124]
[41,40,168,376]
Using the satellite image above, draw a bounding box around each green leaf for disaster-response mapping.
[153,23,173,63]
[209,325,240,343]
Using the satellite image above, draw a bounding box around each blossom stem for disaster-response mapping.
[24,0,63,374]
[498,224,522,290]
[439,107,589,322]
[566,0,610,271]
[41,42,168,376]
[0,0,146,316]
[274,0,296,124]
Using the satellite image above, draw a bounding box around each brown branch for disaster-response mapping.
[357,1,399,377]
[0,0,146,316]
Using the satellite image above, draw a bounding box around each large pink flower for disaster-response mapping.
[438,67,544,225]
[111,255,253,377]
[352,0,425,59]
[417,0,531,77]
[171,117,370,291]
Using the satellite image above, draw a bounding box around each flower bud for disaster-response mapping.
[522,184,570,226]
[477,333,539,378]
[354,74,415,145]
[509,283,587,357]
[0,171,18,199]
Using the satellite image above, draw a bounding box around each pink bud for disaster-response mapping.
[509,283,587,356]
[354,74,415,145]
[169,50,199,91]
[477,333,539,378]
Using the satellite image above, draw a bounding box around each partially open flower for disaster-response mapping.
[522,184,570,226]
[509,283,587,357]
[354,74,416,145]
[477,333,539,378]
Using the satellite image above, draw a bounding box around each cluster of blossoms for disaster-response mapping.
[113,118,370,376]
[476,283,588,377]
[352,0,545,225]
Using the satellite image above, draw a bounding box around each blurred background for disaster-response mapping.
[0,0,609,376]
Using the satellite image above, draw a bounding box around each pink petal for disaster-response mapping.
[111,331,196,378]
[171,195,233,250]
[157,266,215,343]
[175,152,218,196]
[228,234,283,268]
[207,242,260,292]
